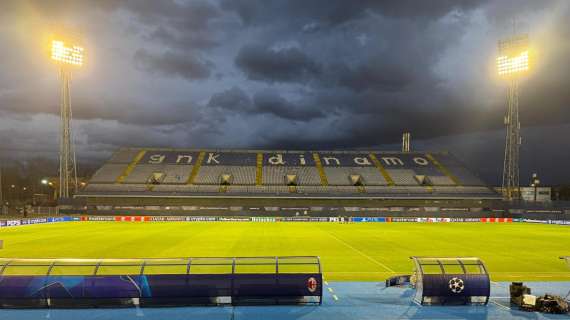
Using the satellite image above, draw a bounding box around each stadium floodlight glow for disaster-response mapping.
[51,40,84,67]
[497,35,529,78]
[497,51,529,76]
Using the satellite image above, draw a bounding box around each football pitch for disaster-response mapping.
[1,221,569,281]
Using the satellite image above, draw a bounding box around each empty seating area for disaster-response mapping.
[89,164,128,183]
[194,166,256,185]
[386,169,419,186]
[108,149,140,163]
[432,154,487,186]
[80,148,499,199]
[262,167,322,185]
[323,167,387,186]
[123,165,166,184]
[428,176,455,186]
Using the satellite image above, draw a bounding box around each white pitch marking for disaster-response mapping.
[491,300,511,311]
[332,294,339,301]
[323,230,395,273]
[325,271,402,274]
[328,288,334,293]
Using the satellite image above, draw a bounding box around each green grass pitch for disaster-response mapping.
[1,222,569,281]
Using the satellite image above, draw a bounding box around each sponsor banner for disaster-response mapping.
[523,219,549,224]
[251,217,276,222]
[186,216,217,222]
[7,220,21,226]
[520,219,570,225]
[278,217,329,222]
[28,218,48,224]
[218,217,251,222]
[480,218,513,223]
[352,217,386,223]
[548,220,570,225]
[0,217,68,228]
[87,216,115,221]
[389,217,416,222]
[526,209,563,214]
[165,216,187,221]
[441,207,469,212]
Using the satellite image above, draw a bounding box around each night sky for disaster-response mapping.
[0,0,569,185]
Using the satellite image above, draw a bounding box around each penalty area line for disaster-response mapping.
[323,230,395,273]
[490,300,511,311]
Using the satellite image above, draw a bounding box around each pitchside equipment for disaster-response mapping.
[561,257,570,300]
[0,256,322,308]
[410,256,490,305]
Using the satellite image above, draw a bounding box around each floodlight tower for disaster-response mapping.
[496,34,529,200]
[51,38,84,198]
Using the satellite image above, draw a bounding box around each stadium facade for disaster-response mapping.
[76,148,502,215]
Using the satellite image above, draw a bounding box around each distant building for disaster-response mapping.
[520,187,551,202]
[493,187,552,202]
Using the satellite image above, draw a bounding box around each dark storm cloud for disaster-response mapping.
[133,48,213,80]
[123,0,221,31]
[222,0,485,26]
[123,0,223,51]
[147,26,219,51]
[235,44,322,83]
[334,61,415,93]
[208,87,253,112]
[252,90,325,121]
[208,87,325,121]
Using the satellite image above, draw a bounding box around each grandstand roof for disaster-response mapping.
[77,148,500,200]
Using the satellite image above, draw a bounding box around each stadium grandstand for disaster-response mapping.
[75,148,500,213]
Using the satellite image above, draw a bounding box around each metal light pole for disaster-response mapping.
[497,34,529,200]
[0,166,4,214]
[502,77,520,200]
[51,39,84,199]
[58,67,77,198]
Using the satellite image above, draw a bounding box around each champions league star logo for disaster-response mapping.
[448,277,465,294]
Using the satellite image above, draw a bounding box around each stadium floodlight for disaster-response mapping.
[41,179,48,185]
[51,40,84,67]
[497,35,529,77]
[50,35,84,199]
[497,34,530,201]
